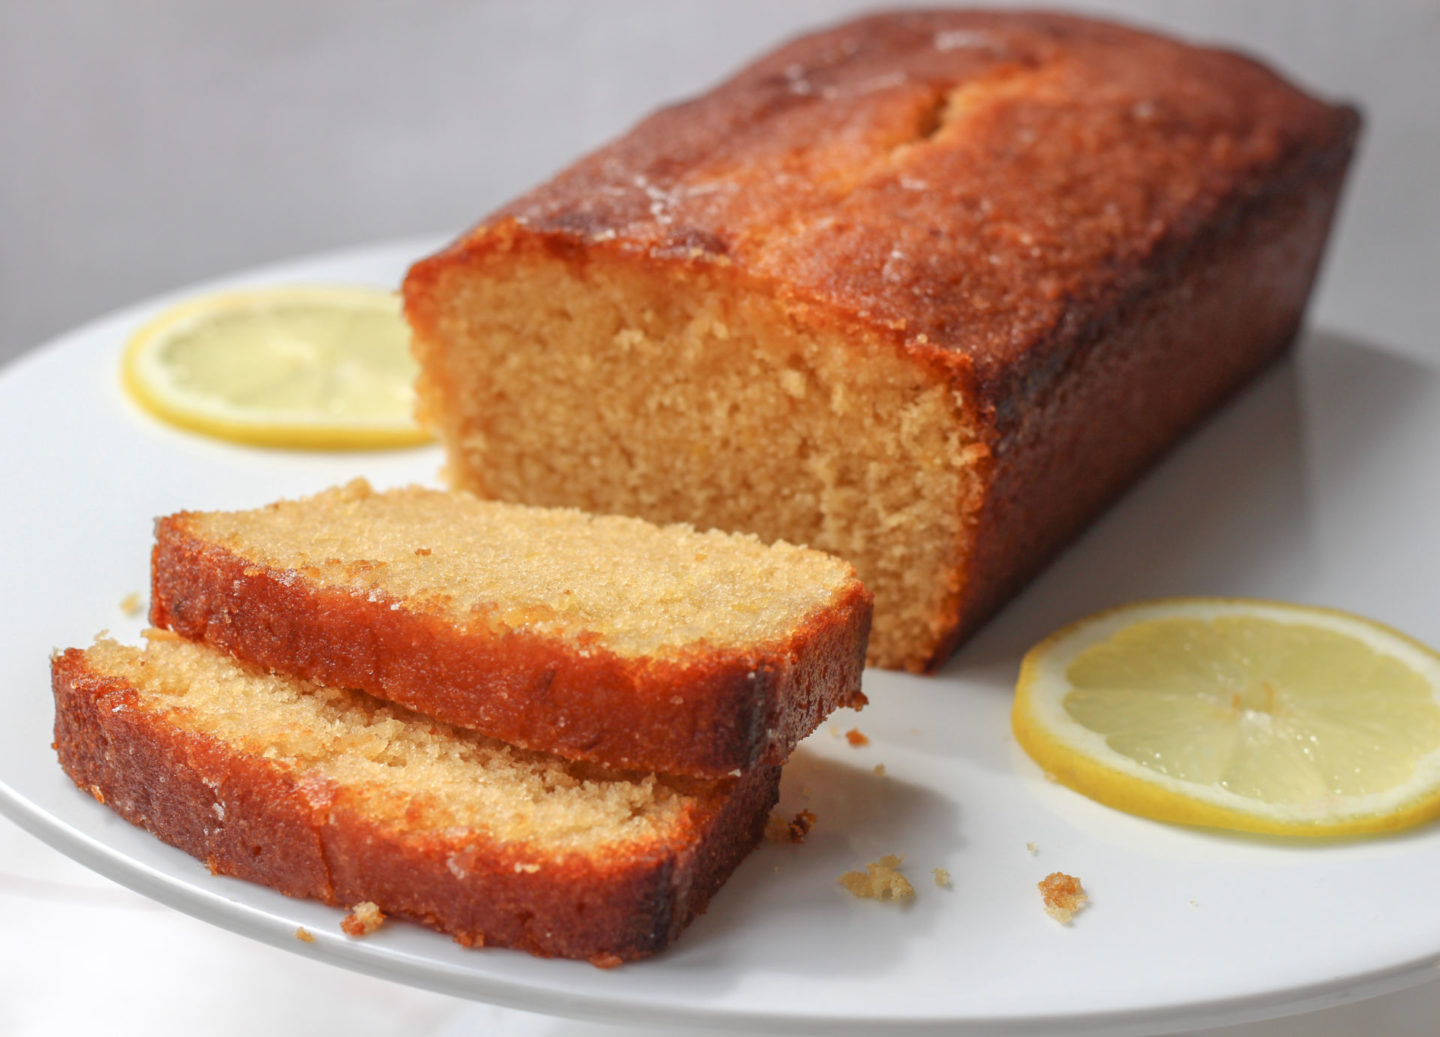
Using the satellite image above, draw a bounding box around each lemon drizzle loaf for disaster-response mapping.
[403,9,1360,672]
[149,480,870,778]
[51,632,781,964]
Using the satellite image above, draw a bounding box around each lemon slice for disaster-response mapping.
[121,286,431,449]
[1012,598,1440,837]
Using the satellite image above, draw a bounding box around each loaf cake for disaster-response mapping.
[402,10,1360,671]
[150,479,870,777]
[52,631,781,964]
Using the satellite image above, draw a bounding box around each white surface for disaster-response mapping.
[4,241,1440,1034]
[6,800,1440,1037]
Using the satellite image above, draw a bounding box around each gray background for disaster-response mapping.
[3,3,1440,1036]
[2,0,1438,366]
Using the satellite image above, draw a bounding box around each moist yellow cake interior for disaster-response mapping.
[192,480,857,660]
[413,255,986,670]
[86,632,700,851]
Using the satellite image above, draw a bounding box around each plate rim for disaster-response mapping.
[6,237,1440,1036]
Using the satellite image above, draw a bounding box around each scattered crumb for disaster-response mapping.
[589,953,624,969]
[414,547,432,556]
[873,763,886,776]
[1039,872,1088,925]
[828,725,842,738]
[765,808,817,844]
[295,927,315,943]
[119,592,144,617]
[846,728,870,747]
[839,854,914,902]
[341,901,386,937]
[933,867,951,888]
[1026,841,1038,855]
[1188,898,1199,908]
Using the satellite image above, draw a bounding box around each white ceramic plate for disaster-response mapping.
[4,240,1439,1036]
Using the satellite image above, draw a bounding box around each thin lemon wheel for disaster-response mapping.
[1012,598,1440,837]
[121,286,431,449]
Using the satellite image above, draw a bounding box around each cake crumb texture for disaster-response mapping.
[764,808,817,844]
[342,901,386,937]
[171,479,858,659]
[1039,871,1088,924]
[839,854,915,901]
[80,631,694,849]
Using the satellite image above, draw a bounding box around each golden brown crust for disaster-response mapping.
[149,514,870,777]
[50,647,781,963]
[412,8,1355,400]
[51,649,336,900]
[926,142,1355,668]
[403,10,1359,671]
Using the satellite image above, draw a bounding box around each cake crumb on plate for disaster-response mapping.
[839,855,914,901]
[341,901,386,936]
[765,808,817,844]
[1039,872,1088,924]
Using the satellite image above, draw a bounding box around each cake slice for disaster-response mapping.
[149,479,870,777]
[51,631,781,964]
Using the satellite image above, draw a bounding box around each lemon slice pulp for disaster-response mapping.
[121,286,431,449]
[1012,598,1440,837]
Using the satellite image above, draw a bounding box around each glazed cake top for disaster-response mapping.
[438,10,1356,395]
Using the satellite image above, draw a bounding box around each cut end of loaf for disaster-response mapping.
[406,242,986,671]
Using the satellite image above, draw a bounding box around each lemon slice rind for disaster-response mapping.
[121,286,432,450]
[1013,597,1440,838]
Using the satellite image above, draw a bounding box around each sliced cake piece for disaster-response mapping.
[52,631,781,964]
[149,479,871,777]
